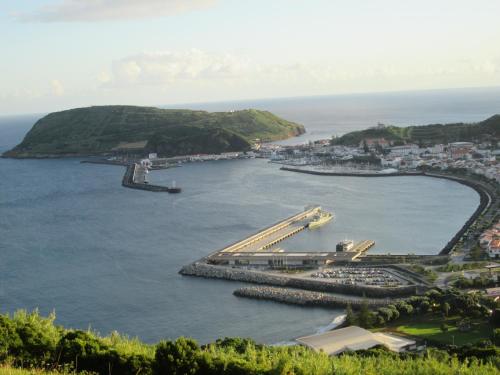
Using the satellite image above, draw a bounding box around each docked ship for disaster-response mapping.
[336,239,354,252]
[308,210,333,229]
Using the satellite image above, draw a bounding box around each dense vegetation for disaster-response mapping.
[345,288,498,341]
[332,114,500,147]
[3,106,305,158]
[1,307,499,375]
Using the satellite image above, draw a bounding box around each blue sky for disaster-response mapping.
[1,0,499,115]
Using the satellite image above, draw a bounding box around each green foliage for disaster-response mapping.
[407,264,438,283]
[436,262,488,273]
[357,298,373,328]
[5,106,305,157]
[345,303,357,326]
[0,308,499,375]
[493,329,500,345]
[453,276,496,289]
[155,338,199,375]
[332,115,500,147]
[0,310,60,367]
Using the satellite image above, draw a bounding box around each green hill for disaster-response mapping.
[332,115,500,146]
[3,106,305,158]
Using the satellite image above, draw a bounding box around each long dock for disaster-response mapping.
[219,206,321,254]
[351,240,375,253]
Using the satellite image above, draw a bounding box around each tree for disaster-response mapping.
[493,328,500,345]
[442,302,450,317]
[155,337,200,375]
[345,303,357,326]
[440,323,448,333]
[358,297,373,328]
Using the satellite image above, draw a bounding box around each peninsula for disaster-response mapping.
[2,105,305,158]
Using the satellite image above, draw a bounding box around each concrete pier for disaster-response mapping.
[122,163,181,193]
[218,207,321,254]
[351,240,375,253]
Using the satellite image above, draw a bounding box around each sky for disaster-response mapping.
[0,0,499,115]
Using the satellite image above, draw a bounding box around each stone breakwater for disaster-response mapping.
[122,164,181,193]
[180,262,422,298]
[233,286,395,308]
[280,166,424,177]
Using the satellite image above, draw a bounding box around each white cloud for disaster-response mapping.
[51,80,65,96]
[103,50,251,87]
[17,0,217,22]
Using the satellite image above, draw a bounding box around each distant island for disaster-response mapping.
[2,105,305,158]
[332,115,500,147]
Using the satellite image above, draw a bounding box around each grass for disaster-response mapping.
[381,314,493,346]
[0,366,72,375]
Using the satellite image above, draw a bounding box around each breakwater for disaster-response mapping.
[180,262,423,297]
[281,167,494,256]
[233,286,394,308]
[280,166,424,177]
[122,164,181,193]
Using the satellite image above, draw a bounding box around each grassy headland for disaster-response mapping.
[3,106,305,158]
[332,114,500,146]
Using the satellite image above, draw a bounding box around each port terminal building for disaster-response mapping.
[207,251,359,268]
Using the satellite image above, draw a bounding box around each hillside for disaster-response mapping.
[332,114,500,146]
[3,106,305,158]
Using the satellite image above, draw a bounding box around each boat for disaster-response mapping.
[308,211,333,229]
[336,239,354,252]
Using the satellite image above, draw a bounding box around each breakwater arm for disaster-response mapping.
[233,286,395,308]
[280,166,424,177]
[122,163,181,193]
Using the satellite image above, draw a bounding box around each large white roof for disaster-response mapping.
[296,326,415,356]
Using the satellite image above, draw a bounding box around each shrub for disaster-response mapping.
[155,338,199,375]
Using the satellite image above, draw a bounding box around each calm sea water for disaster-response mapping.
[0,87,497,344]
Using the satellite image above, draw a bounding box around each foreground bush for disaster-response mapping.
[0,310,499,375]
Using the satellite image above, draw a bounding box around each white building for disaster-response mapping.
[389,144,420,157]
[296,326,416,356]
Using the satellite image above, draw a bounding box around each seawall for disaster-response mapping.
[280,167,424,177]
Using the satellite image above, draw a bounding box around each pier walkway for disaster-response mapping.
[351,240,375,253]
[218,207,321,254]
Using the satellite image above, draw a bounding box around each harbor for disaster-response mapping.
[181,206,430,301]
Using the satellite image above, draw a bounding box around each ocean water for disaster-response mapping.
[0,87,497,344]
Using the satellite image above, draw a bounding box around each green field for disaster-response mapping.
[382,315,492,346]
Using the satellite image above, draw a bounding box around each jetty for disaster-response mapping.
[122,163,181,193]
[351,240,375,253]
